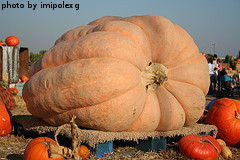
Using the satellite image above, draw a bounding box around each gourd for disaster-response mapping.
[206,98,240,146]
[179,134,221,159]
[217,139,226,146]
[23,137,63,160]
[217,139,232,159]
[221,146,232,159]
[5,36,19,46]
[0,101,13,136]
[22,15,209,132]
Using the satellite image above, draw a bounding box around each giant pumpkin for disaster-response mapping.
[22,15,209,132]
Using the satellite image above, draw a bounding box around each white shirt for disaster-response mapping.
[209,63,215,75]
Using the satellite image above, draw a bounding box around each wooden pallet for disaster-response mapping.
[13,115,217,158]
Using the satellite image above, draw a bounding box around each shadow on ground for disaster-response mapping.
[6,154,23,160]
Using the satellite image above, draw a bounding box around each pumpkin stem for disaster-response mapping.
[236,110,240,120]
[201,138,220,155]
[142,62,168,90]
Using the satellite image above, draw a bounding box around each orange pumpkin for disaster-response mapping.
[0,101,13,136]
[23,137,63,160]
[22,15,209,132]
[9,88,18,95]
[5,36,19,46]
[78,145,89,159]
[0,41,6,46]
[206,98,240,146]
[21,75,29,82]
[179,134,221,159]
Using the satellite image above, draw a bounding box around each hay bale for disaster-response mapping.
[222,63,230,69]
[14,95,26,108]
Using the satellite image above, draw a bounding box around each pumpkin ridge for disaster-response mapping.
[40,80,144,120]
[89,20,152,64]
[168,73,207,95]
[167,53,201,70]
[164,80,205,126]
[24,57,142,112]
[27,77,143,120]
[30,31,147,76]
[42,82,145,131]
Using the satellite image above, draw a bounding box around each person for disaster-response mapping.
[208,58,216,94]
[213,54,218,66]
[219,68,235,96]
[217,59,223,91]
[212,54,219,92]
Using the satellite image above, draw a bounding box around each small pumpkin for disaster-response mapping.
[0,101,13,136]
[23,137,63,160]
[237,59,240,62]
[78,145,89,159]
[0,41,6,46]
[22,15,209,132]
[21,75,29,82]
[9,88,18,95]
[205,98,240,146]
[179,134,221,159]
[5,36,19,46]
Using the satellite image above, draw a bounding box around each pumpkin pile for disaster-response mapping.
[22,15,209,132]
[206,98,240,147]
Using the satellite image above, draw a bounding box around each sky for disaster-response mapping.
[0,0,240,58]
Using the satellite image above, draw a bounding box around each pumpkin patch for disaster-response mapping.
[22,15,209,132]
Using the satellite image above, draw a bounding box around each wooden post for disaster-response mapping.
[0,46,29,82]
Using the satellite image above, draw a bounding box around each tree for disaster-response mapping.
[39,50,47,55]
[224,54,233,63]
[29,50,48,66]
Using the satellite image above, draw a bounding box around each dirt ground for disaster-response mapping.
[1,95,240,160]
